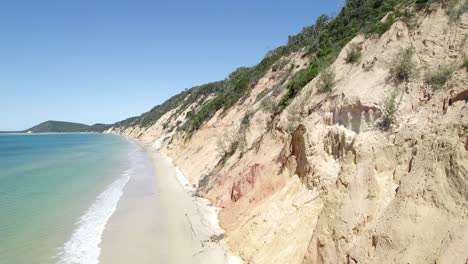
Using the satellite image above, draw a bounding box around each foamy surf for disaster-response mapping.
[56,147,141,264]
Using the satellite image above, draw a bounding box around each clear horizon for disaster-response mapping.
[1,0,341,131]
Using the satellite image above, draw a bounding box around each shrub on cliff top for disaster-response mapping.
[113,0,411,133]
[278,0,404,110]
[367,13,397,36]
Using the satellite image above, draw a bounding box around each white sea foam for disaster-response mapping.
[56,148,141,264]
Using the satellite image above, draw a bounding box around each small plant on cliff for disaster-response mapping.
[345,44,362,64]
[462,57,468,70]
[241,111,253,127]
[279,66,320,109]
[216,132,239,160]
[317,68,335,93]
[216,122,249,161]
[197,174,211,193]
[271,59,289,72]
[415,0,429,7]
[389,48,417,84]
[447,0,468,23]
[398,8,418,29]
[260,96,278,113]
[424,65,453,90]
[381,92,397,129]
[286,101,302,133]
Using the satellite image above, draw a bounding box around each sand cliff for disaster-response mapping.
[106,4,468,264]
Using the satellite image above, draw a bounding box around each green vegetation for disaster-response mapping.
[415,0,427,4]
[381,93,397,129]
[447,0,468,23]
[89,123,112,132]
[389,48,417,84]
[260,96,278,113]
[181,15,336,133]
[286,102,301,133]
[317,68,336,92]
[278,66,321,108]
[113,0,420,135]
[114,81,224,130]
[367,13,397,36]
[425,66,453,90]
[25,121,105,133]
[415,0,467,17]
[216,130,243,160]
[271,59,289,72]
[398,8,417,29]
[278,0,406,110]
[345,44,362,64]
[286,14,331,54]
[463,57,468,70]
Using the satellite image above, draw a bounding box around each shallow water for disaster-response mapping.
[0,134,138,264]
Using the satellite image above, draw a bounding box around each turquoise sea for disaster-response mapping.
[0,133,139,264]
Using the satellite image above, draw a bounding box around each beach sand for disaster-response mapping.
[99,143,235,264]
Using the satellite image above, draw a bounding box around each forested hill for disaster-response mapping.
[23,121,110,133]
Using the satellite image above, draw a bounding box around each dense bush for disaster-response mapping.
[278,0,404,110]
[278,65,321,108]
[317,68,336,92]
[415,0,429,4]
[425,66,453,90]
[345,44,362,64]
[366,13,396,36]
[389,48,417,83]
[287,15,331,53]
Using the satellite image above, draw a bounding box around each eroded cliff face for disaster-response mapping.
[106,6,468,264]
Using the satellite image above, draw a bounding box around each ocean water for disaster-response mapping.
[0,133,140,264]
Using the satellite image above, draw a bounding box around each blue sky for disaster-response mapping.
[0,0,342,131]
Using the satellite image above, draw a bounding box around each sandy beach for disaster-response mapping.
[99,142,237,264]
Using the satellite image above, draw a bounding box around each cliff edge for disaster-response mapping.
[106,0,468,263]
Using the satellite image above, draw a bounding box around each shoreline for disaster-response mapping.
[99,138,242,264]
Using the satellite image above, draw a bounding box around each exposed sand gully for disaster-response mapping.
[99,140,242,264]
